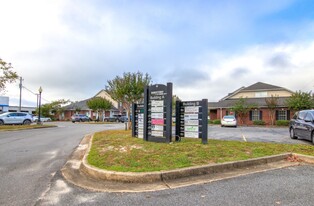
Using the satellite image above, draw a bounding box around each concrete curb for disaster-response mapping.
[62,133,314,192]
[79,134,312,183]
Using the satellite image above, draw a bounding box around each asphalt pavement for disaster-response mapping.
[0,122,124,206]
[38,165,314,206]
[208,125,311,144]
[1,122,313,206]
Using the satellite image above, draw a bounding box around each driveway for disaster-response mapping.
[0,122,124,206]
[208,125,311,145]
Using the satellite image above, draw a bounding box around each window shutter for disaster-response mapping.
[259,110,263,120]
[276,110,279,120]
[287,110,290,120]
[249,111,252,121]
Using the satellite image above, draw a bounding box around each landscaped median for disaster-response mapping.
[61,130,314,192]
[0,124,57,131]
[87,130,314,173]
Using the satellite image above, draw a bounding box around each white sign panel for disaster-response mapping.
[185,126,199,132]
[184,120,199,125]
[184,132,199,138]
[184,106,199,113]
[152,131,163,137]
[151,107,164,113]
[151,113,164,119]
[138,124,144,129]
[151,125,163,131]
[138,114,144,118]
[151,100,164,107]
[184,114,199,120]
[138,133,144,138]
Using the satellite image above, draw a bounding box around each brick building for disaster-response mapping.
[59,90,125,121]
[208,82,294,125]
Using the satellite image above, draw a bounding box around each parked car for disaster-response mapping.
[71,114,90,123]
[33,116,52,122]
[0,112,33,125]
[221,115,237,127]
[104,116,119,122]
[289,110,314,144]
[118,116,128,123]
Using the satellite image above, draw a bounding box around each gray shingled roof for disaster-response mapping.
[241,82,284,91]
[64,99,118,110]
[209,97,290,109]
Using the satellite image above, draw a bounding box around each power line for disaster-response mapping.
[22,85,50,103]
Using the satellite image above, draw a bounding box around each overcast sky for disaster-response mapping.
[1,0,314,107]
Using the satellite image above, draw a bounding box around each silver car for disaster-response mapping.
[221,115,237,127]
[0,112,33,125]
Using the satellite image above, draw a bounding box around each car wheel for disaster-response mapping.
[312,132,314,145]
[23,120,31,125]
[72,121,75,123]
[290,127,297,139]
[0,120,4,125]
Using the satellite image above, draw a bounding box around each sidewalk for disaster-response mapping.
[61,134,314,193]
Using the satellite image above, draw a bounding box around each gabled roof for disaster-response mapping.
[221,82,293,101]
[241,82,285,91]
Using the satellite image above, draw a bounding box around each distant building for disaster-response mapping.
[0,96,36,114]
[60,90,126,120]
[208,82,294,125]
[0,96,9,112]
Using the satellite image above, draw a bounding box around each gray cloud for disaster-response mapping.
[266,53,293,69]
[165,69,210,87]
[230,67,250,78]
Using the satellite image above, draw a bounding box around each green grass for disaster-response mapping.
[87,130,314,172]
[0,124,56,131]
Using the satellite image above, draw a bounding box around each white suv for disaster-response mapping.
[0,112,33,125]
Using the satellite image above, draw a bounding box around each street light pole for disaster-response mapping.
[38,86,43,125]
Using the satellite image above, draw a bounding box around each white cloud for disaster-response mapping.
[173,41,314,102]
[1,0,314,107]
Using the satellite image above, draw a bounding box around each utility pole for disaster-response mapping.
[19,77,23,112]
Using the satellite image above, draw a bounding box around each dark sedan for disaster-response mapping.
[289,110,314,144]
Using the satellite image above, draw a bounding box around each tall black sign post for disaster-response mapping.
[143,83,172,143]
[175,99,208,144]
[132,103,144,138]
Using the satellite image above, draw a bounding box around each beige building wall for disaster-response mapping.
[95,90,118,108]
[230,90,293,99]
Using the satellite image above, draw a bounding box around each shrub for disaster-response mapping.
[276,120,289,126]
[253,120,265,125]
[213,119,221,124]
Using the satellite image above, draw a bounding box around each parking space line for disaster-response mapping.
[242,134,247,142]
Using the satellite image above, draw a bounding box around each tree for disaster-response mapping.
[38,99,70,118]
[106,71,152,129]
[265,95,279,126]
[231,97,256,124]
[285,90,314,111]
[87,97,112,121]
[0,58,18,92]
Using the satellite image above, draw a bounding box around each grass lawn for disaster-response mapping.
[88,130,314,172]
[0,124,56,131]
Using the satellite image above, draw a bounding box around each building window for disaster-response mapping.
[255,92,267,97]
[277,110,287,120]
[250,110,262,121]
[251,110,260,121]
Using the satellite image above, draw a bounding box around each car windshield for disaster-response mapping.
[224,116,235,119]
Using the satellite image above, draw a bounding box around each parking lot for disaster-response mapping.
[208,125,311,145]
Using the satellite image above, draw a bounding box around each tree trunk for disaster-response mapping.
[127,105,132,130]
